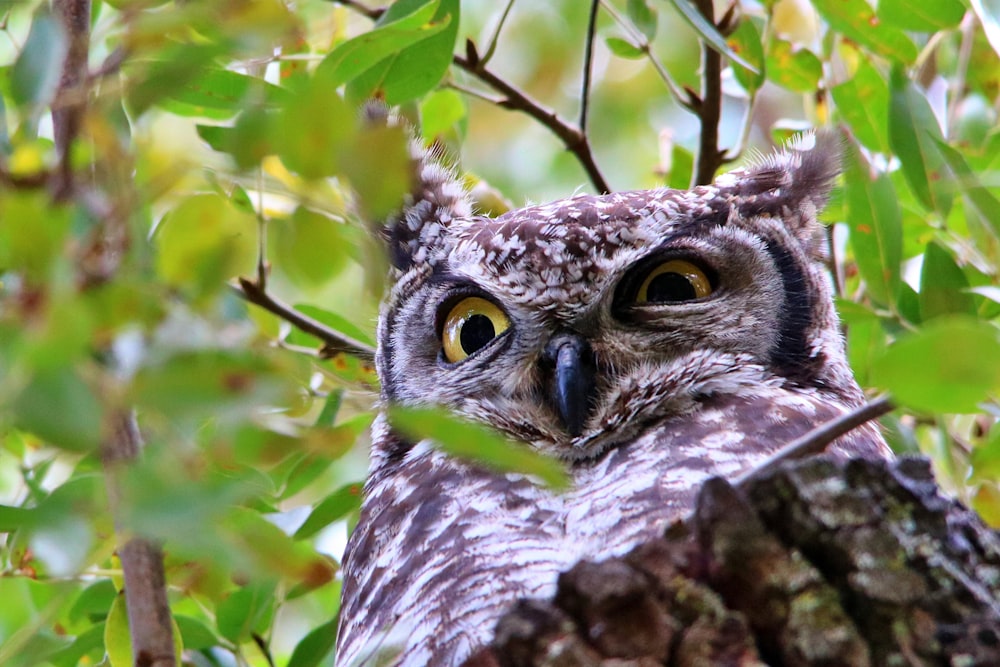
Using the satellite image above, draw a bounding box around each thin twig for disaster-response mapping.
[234,278,376,361]
[454,52,610,193]
[579,0,600,134]
[692,0,724,186]
[102,412,177,667]
[732,395,895,488]
[50,0,91,200]
[599,0,692,109]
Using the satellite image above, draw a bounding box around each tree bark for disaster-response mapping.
[464,455,1000,667]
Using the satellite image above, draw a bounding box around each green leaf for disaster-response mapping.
[0,191,72,281]
[12,367,103,452]
[388,406,568,489]
[68,580,117,625]
[153,193,258,300]
[346,0,460,105]
[294,483,363,540]
[343,121,413,221]
[271,207,353,289]
[667,0,759,73]
[420,89,466,142]
[831,57,890,154]
[871,317,1000,413]
[48,623,105,667]
[627,0,658,41]
[287,617,339,667]
[844,148,903,307]
[131,350,295,432]
[0,504,32,533]
[605,37,645,59]
[813,0,918,62]
[10,10,68,110]
[174,615,219,650]
[728,19,765,93]
[316,0,447,88]
[933,138,1000,239]
[216,581,276,643]
[919,241,974,320]
[103,592,131,667]
[889,66,951,214]
[878,0,965,32]
[765,39,821,93]
[158,68,287,120]
[274,76,356,180]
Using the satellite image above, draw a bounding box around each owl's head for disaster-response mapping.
[371,130,862,463]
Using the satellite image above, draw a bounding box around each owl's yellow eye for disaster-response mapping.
[441,297,511,363]
[635,259,713,303]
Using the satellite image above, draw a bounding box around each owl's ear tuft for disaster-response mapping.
[729,131,843,258]
[361,101,472,272]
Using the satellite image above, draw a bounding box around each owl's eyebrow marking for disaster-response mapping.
[762,238,824,386]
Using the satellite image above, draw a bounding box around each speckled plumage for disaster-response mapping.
[335,128,890,667]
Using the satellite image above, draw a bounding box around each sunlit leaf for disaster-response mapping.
[831,57,889,154]
[871,317,1000,413]
[813,0,917,62]
[605,37,645,59]
[316,0,448,88]
[388,406,568,489]
[765,38,821,92]
[420,89,467,142]
[728,19,765,93]
[877,0,965,31]
[346,0,460,104]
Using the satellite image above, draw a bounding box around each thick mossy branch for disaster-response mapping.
[465,455,1000,667]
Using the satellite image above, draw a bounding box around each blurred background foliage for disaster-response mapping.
[0,0,999,665]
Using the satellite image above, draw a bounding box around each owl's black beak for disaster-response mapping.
[542,333,597,437]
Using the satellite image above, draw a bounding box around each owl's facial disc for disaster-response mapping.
[540,333,597,437]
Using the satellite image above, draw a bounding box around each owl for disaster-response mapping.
[334,128,891,667]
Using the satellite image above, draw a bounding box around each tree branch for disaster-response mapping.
[327,1,611,193]
[454,51,610,194]
[691,0,725,186]
[51,0,91,200]
[102,412,177,667]
[234,277,376,361]
[579,0,600,135]
[732,395,895,489]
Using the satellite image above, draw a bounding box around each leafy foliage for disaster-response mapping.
[0,0,998,665]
